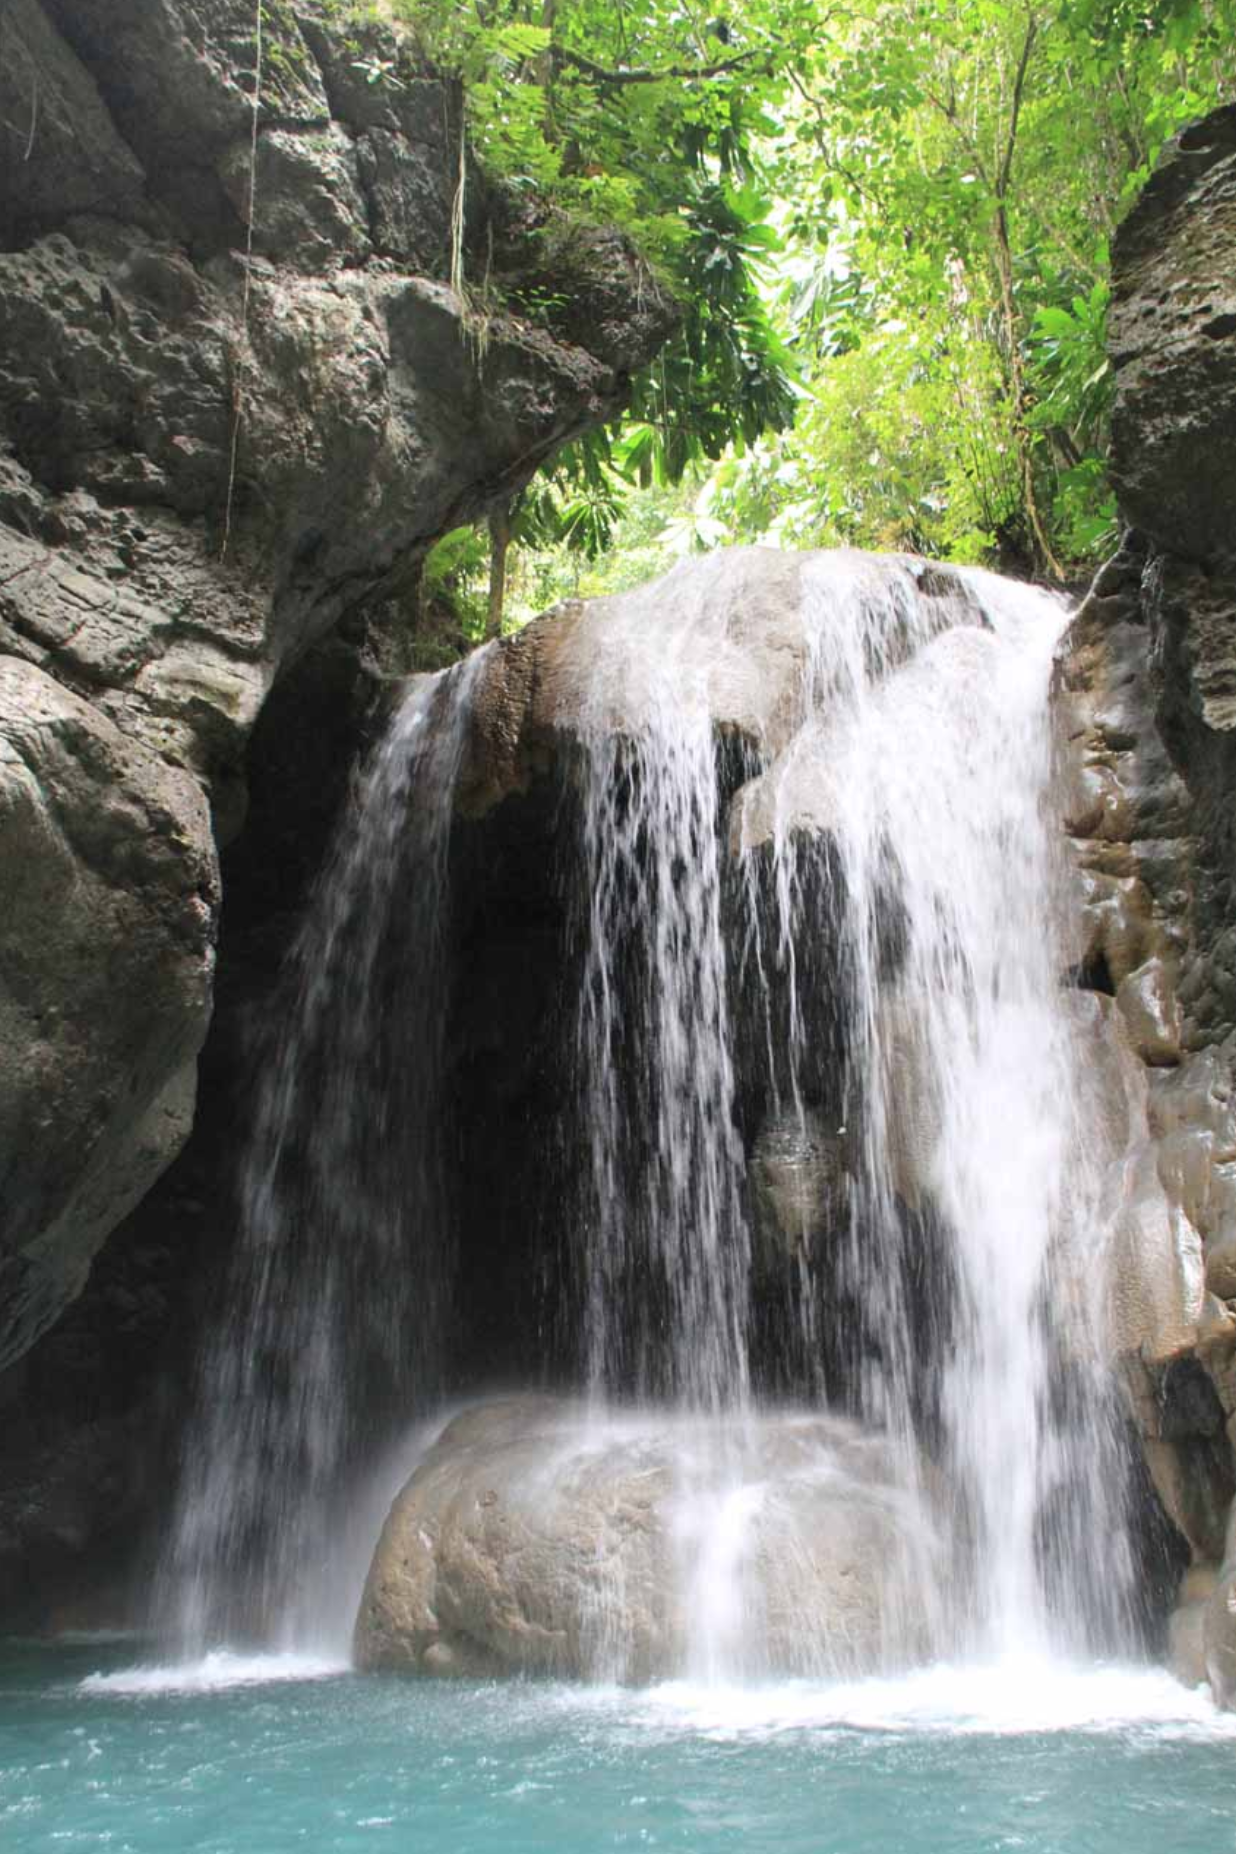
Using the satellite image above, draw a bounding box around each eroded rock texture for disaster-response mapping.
[0,0,671,1616]
[1057,103,1236,1696]
[355,1397,950,1680]
[0,0,671,1372]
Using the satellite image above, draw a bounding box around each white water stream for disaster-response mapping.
[156,547,1139,1684]
[160,654,488,1652]
[566,548,1126,1662]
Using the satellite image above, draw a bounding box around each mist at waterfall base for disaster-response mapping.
[12,547,1236,1850]
[5,1637,1236,1854]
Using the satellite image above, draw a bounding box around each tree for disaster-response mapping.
[400,0,1236,623]
[389,0,800,629]
[749,0,1236,574]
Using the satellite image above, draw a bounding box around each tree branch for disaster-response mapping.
[787,69,884,212]
[998,14,1037,200]
[922,84,991,186]
[552,45,759,86]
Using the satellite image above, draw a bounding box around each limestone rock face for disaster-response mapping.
[1061,103,1236,1699]
[1108,104,1236,564]
[0,0,672,1367]
[355,1397,950,1681]
[0,660,216,1369]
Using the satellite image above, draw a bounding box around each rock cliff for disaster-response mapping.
[0,0,672,1620]
[1056,103,1236,1697]
[0,0,673,1374]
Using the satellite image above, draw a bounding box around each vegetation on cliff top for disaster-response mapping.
[357,0,1236,636]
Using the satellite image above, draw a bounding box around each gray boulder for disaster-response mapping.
[354,1396,951,1681]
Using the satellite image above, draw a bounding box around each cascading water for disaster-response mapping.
[731,553,1132,1657]
[159,545,1139,1684]
[574,629,751,1411]
[559,547,1131,1669]
[158,652,487,1652]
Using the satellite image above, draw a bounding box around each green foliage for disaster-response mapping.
[416,521,491,663]
[1030,285,1114,447]
[626,179,797,480]
[393,0,1236,633]
[642,0,1236,584]
[389,0,797,492]
[1027,279,1119,557]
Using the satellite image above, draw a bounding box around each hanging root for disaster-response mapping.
[449,102,466,306]
[221,0,263,562]
[448,100,493,367]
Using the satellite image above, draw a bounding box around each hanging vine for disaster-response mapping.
[220,0,264,562]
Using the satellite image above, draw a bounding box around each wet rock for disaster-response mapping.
[1109,103,1236,563]
[874,988,940,1216]
[749,1112,849,1270]
[1117,958,1183,1067]
[1058,124,1236,1589]
[1072,868,1159,991]
[1059,995,1197,1366]
[0,0,674,1366]
[355,1397,951,1680]
[460,548,998,826]
[1168,1562,1217,1687]
[1203,1187,1236,1300]
[1136,1355,1234,1570]
[1204,1497,1236,1706]
[0,659,216,1368]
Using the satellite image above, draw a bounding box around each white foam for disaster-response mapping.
[631,1656,1236,1742]
[79,1649,348,1696]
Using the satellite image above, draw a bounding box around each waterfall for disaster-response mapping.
[575,636,751,1411]
[158,653,486,1651]
[565,549,1130,1659]
[161,546,1136,1676]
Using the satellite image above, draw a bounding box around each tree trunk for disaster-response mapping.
[990,14,1062,582]
[486,500,511,641]
[991,204,1063,581]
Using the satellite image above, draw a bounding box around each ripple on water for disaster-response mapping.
[3,1646,1236,1854]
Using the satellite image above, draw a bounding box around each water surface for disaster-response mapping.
[4,1642,1235,1854]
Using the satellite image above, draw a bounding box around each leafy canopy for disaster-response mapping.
[375,0,1235,642]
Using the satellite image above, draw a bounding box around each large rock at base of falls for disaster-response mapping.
[0,0,673,1364]
[354,1397,950,1681]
